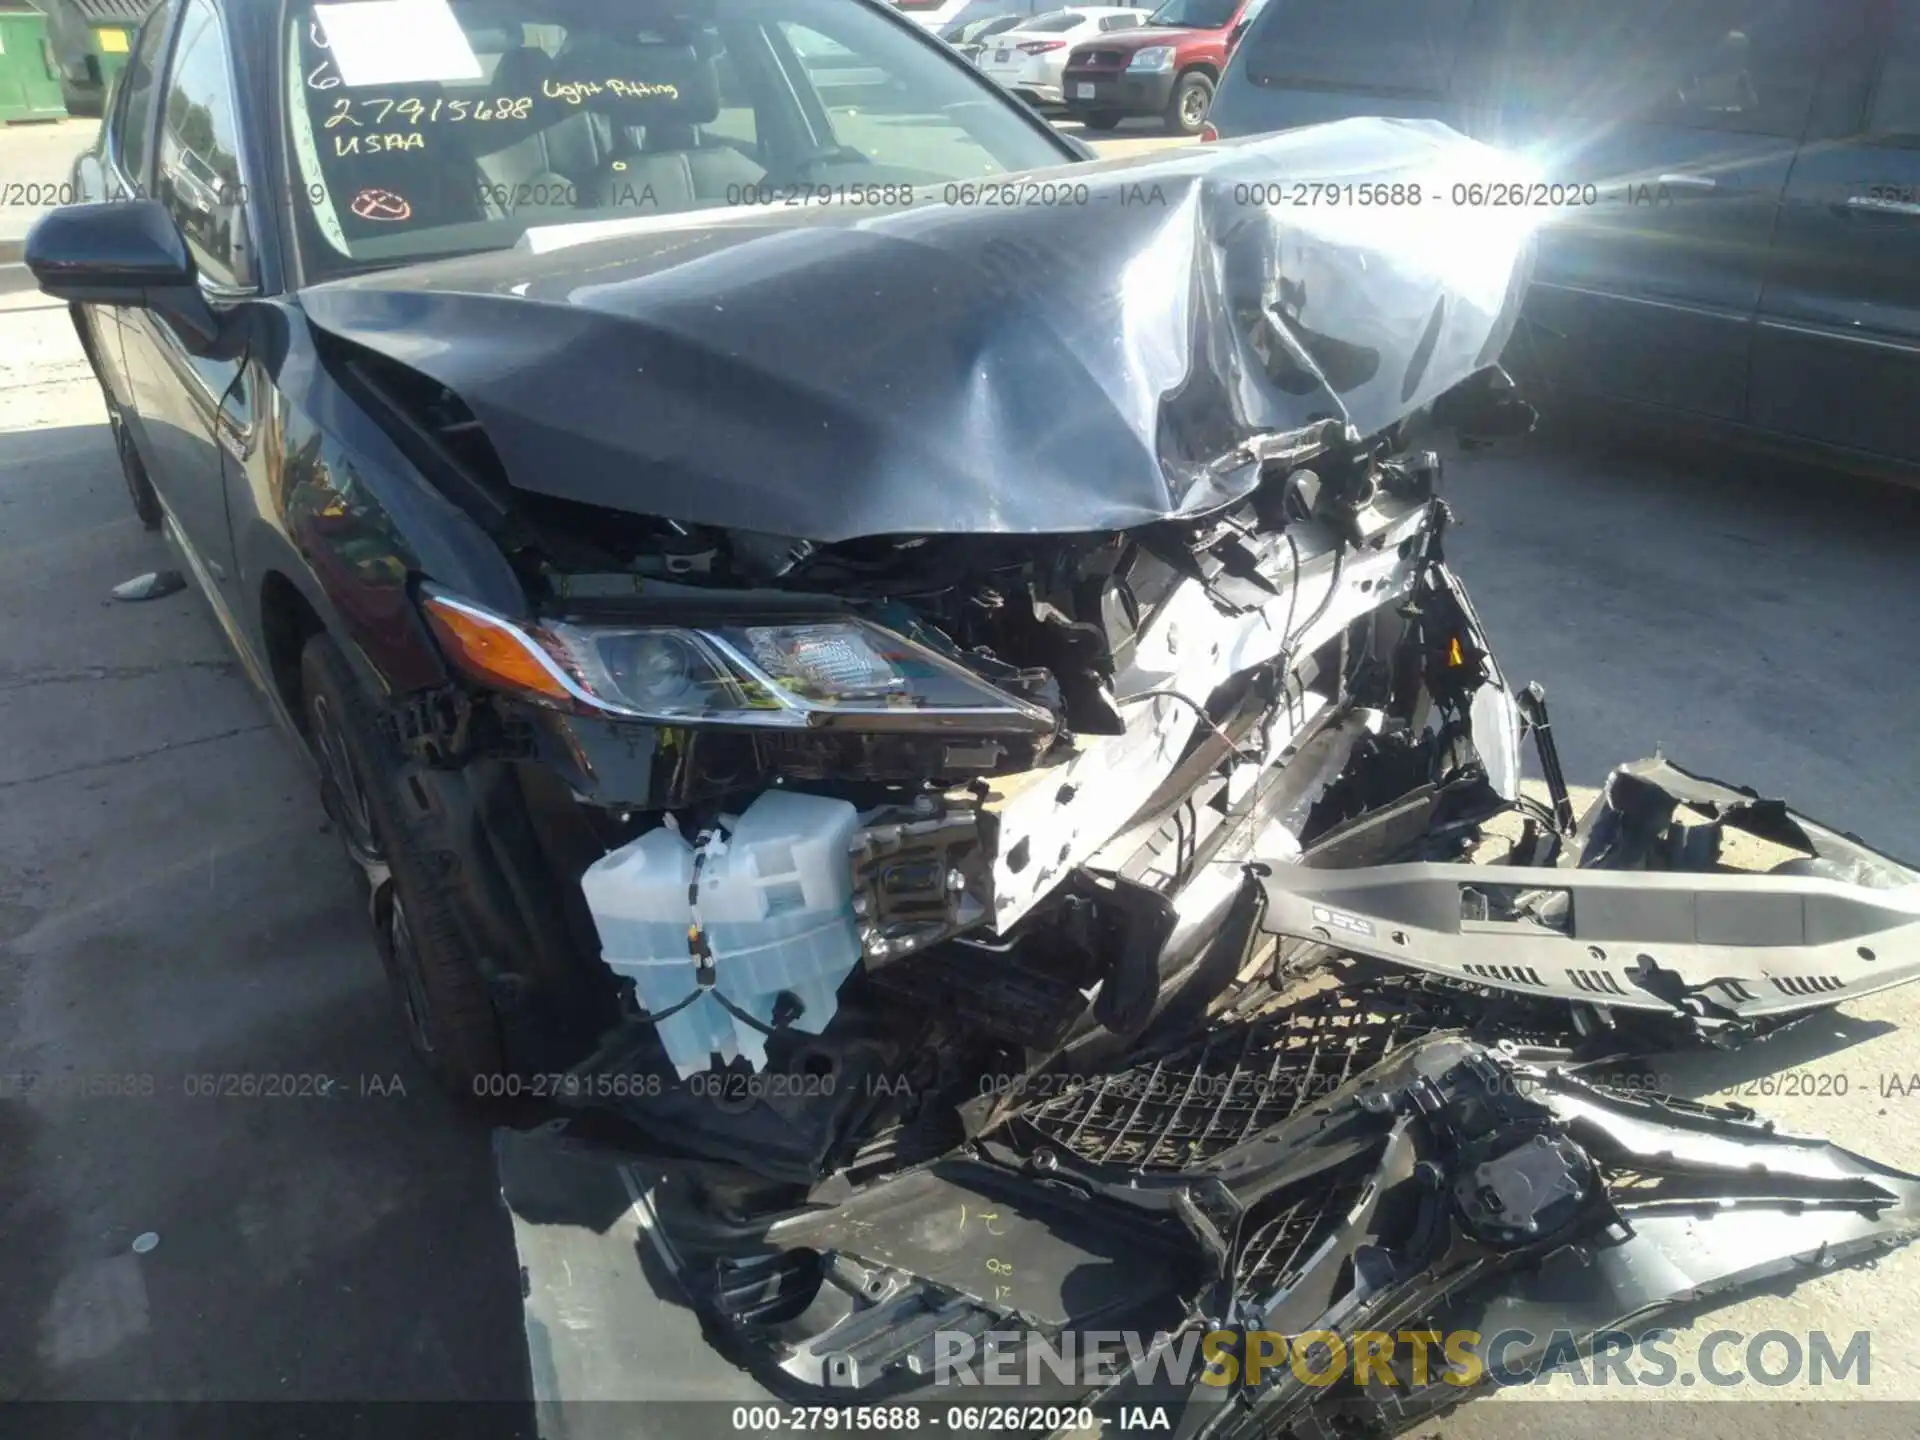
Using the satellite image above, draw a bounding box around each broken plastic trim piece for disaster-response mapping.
[1256,833,1920,1027]
[110,569,188,602]
[1198,1037,1920,1439]
[1515,681,1574,833]
[494,1029,1920,1426]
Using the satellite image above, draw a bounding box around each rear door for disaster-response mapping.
[1748,0,1920,465]
[1490,0,1824,422]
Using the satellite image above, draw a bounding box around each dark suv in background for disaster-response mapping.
[1206,0,1920,477]
[1061,0,1267,134]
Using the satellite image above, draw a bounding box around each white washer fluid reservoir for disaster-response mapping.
[581,790,863,1078]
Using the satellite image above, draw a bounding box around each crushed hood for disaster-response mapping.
[299,117,1538,543]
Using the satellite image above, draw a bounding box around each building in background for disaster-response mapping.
[30,0,147,116]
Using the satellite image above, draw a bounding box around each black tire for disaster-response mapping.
[300,633,505,1094]
[108,406,164,532]
[73,304,161,533]
[1080,110,1123,132]
[1164,71,1214,137]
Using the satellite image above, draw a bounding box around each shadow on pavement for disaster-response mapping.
[0,422,533,1424]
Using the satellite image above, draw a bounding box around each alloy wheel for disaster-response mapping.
[386,895,437,1058]
[309,692,383,871]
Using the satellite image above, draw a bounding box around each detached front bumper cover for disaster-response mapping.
[499,1016,1920,1435]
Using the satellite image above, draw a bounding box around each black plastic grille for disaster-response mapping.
[1237,1182,1367,1300]
[1017,985,1435,1171]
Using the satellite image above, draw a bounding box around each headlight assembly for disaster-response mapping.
[420,588,1055,733]
[1128,46,1176,72]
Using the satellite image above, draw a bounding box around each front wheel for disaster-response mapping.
[77,304,162,532]
[301,633,505,1095]
[1164,71,1214,137]
[108,407,164,531]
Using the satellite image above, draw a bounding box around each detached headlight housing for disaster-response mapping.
[420,589,1055,734]
[1128,45,1176,72]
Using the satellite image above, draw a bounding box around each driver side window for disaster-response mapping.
[154,0,252,289]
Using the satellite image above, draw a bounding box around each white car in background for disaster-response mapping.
[942,13,1031,65]
[978,7,1151,107]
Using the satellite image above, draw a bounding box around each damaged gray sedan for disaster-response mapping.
[29,0,1920,1424]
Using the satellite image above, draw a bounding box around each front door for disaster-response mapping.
[119,0,255,606]
[1488,0,1825,422]
[79,1,175,427]
[1749,0,1920,466]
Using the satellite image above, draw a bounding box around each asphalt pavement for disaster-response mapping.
[0,289,530,1431]
[4,117,1920,1438]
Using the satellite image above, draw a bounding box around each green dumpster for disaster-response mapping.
[0,9,67,121]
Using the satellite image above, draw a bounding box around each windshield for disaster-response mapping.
[287,0,1070,282]
[1145,0,1236,28]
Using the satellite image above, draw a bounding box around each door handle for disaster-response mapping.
[1656,173,1718,191]
[1841,193,1920,218]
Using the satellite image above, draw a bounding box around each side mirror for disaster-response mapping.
[25,199,223,354]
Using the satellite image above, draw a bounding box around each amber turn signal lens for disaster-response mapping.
[421,593,575,705]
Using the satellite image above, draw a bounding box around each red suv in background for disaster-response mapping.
[1061,0,1267,135]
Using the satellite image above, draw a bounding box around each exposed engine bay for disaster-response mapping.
[434,397,1565,1172]
[418,411,1919,1194]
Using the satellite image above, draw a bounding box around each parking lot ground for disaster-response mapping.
[0,289,528,1430]
[5,177,1920,1436]
[0,119,99,258]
